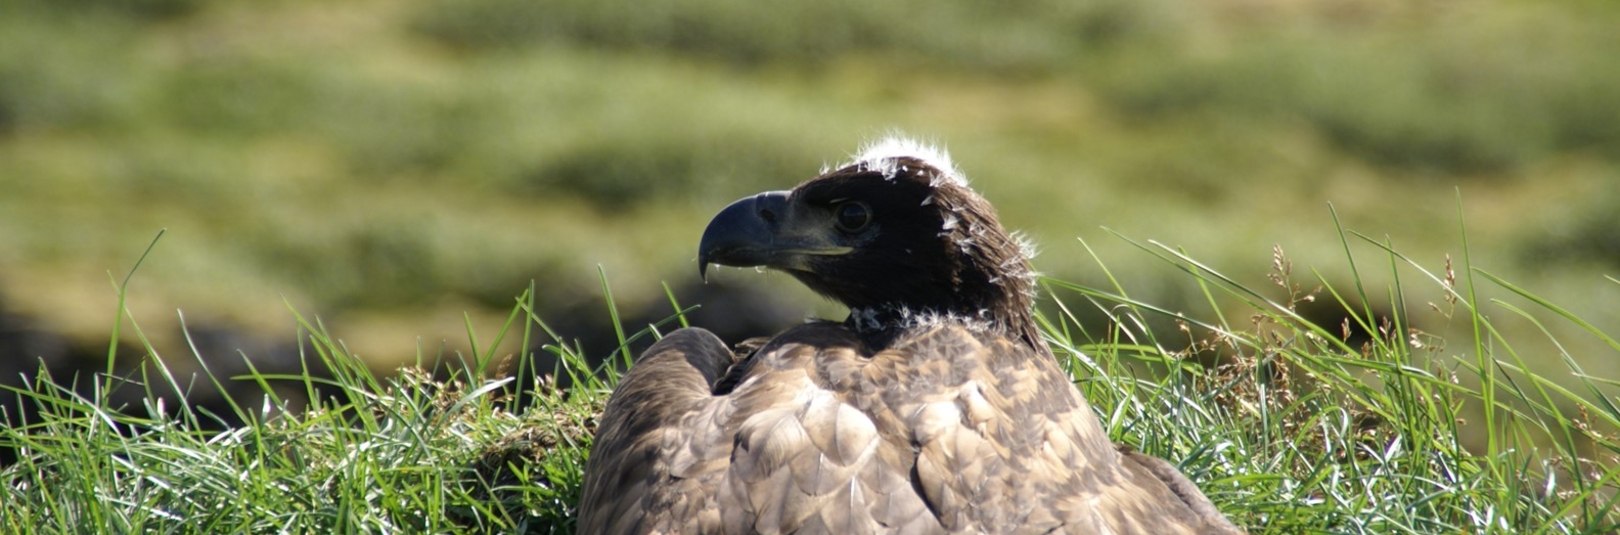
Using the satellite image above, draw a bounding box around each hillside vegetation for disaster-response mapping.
[2,0,1616,359]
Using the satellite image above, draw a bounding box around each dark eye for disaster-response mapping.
[833,202,871,232]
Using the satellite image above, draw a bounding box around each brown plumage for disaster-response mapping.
[579,138,1244,534]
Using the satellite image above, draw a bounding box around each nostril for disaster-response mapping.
[758,208,776,223]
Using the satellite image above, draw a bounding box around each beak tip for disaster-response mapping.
[696,190,789,281]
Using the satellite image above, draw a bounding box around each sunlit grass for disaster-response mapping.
[1041,215,1620,533]
[0,251,610,533]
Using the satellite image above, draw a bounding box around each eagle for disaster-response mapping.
[578,138,1244,534]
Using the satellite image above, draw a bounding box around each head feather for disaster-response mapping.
[839,136,968,187]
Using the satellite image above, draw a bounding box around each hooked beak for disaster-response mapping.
[697,190,851,280]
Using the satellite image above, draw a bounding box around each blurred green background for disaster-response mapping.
[0,0,1616,386]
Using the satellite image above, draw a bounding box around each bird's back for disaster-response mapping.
[579,323,1238,534]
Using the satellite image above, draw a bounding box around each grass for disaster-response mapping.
[3,216,1617,533]
[0,262,615,533]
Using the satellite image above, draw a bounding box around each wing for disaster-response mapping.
[869,324,1244,534]
[1116,448,1245,533]
[578,328,739,534]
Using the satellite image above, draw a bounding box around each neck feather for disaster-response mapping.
[844,280,1045,356]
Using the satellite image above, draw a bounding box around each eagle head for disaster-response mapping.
[699,138,1040,348]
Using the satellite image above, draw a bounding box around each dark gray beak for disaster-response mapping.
[698,191,791,281]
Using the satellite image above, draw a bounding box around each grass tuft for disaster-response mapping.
[1040,217,1620,533]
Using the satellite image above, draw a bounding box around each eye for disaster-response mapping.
[833,201,871,232]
